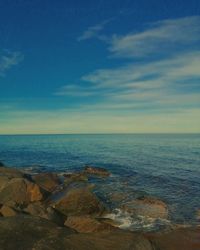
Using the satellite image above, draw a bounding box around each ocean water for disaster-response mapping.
[0,134,200,230]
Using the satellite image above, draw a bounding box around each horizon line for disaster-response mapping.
[0,132,199,136]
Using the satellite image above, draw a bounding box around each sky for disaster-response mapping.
[0,0,200,134]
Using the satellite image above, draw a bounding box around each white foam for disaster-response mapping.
[104,208,133,229]
[104,208,171,231]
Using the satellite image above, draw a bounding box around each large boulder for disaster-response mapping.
[0,215,154,250]
[54,187,106,216]
[32,172,61,192]
[122,196,168,219]
[0,176,10,192]
[84,165,110,177]
[0,178,45,205]
[0,167,24,179]
[24,202,65,226]
[64,215,117,233]
[146,227,200,250]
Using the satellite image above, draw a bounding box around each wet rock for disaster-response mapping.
[0,161,5,167]
[0,215,154,250]
[54,187,106,216]
[32,172,61,192]
[110,192,128,202]
[146,227,200,250]
[64,215,117,233]
[0,178,45,205]
[122,196,168,219]
[0,205,18,217]
[63,172,88,182]
[84,165,110,177]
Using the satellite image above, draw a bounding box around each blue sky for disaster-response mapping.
[0,0,200,134]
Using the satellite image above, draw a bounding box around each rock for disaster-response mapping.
[84,165,110,177]
[64,215,117,233]
[110,192,128,202]
[67,231,154,250]
[0,176,10,192]
[32,172,61,192]
[63,172,88,182]
[0,205,18,217]
[146,227,200,250]
[0,167,24,179]
[54,187,106,216]
[24,202,65,226]
[0,161,5,167]
[122,196,168,219]
[196,209,200,220]
[0,178,45,205]
[0,215,75,250]
[24,202,47,217]
[0,215,154,250]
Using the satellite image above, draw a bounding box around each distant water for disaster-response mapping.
[0,134,200,230]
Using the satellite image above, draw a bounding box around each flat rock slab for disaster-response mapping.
[146,227,200,250]
[0,167,24,179]
[0,215,154,250]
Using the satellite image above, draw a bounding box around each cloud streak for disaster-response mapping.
[77,19,113,41]
[110,16,200,57]
[0,51,24,76]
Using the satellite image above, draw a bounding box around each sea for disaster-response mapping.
[0,134,199,231]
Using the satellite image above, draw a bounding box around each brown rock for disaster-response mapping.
[0,176,10,192]
[147,227,200,250]
[25,202,65,226]
[54,187,106,216]
[0,215,154,250]
[0,205,18,217]
[84,165,110,177]
[122,196,168,219]
[0,167,24,179]
[64,215,117,233]
[32,172,61,192]
[67,231,154,250]
[196,209,200,220]
[63,172,88,182]
[0,178,45,205]
[0,215,75,250]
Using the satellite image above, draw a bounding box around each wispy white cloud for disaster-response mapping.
[109,16,200,57]
[0,51,24,76]
[54,49,200,115]
[77,19,112,41]
[82,50,200,95]
[55,84,95,97]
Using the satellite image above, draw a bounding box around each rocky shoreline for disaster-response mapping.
[0,161,199,250]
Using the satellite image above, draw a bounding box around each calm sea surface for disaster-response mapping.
[0,134,199,230]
